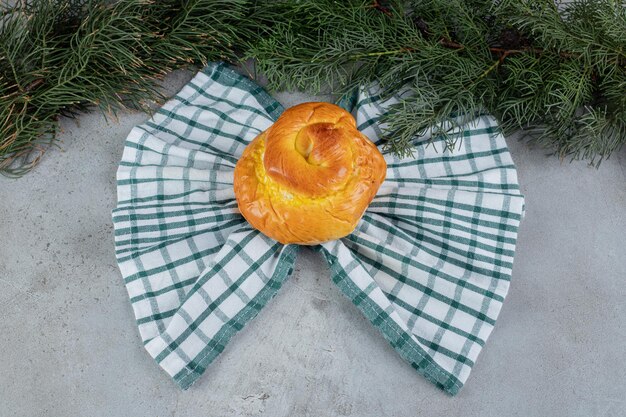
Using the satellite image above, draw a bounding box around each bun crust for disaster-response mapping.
[234,102,386,245]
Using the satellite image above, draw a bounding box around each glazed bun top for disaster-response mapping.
[233,102,386,245]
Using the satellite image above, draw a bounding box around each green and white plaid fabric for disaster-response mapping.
[112,62,525,395]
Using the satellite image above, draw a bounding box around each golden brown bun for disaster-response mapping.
[233,102,386,245]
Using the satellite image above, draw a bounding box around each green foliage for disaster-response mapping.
[1,0,625,175]
[0,0,251,176]
[250,0,626,163]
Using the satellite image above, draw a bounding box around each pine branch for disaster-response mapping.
[1,0,625,175]
[249,0,626,164]
[0,0,252,176]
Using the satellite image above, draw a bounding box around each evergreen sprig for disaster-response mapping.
[249,0,626,163]
[1,0,625,176]
[0,0,251,176]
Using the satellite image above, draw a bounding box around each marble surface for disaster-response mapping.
[1,69,625,417]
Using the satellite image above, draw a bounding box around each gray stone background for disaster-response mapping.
[1,70,625,417]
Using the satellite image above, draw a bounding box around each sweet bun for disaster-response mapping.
[233,102,386,245]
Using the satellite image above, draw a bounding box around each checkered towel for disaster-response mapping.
[112,62,525,395]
